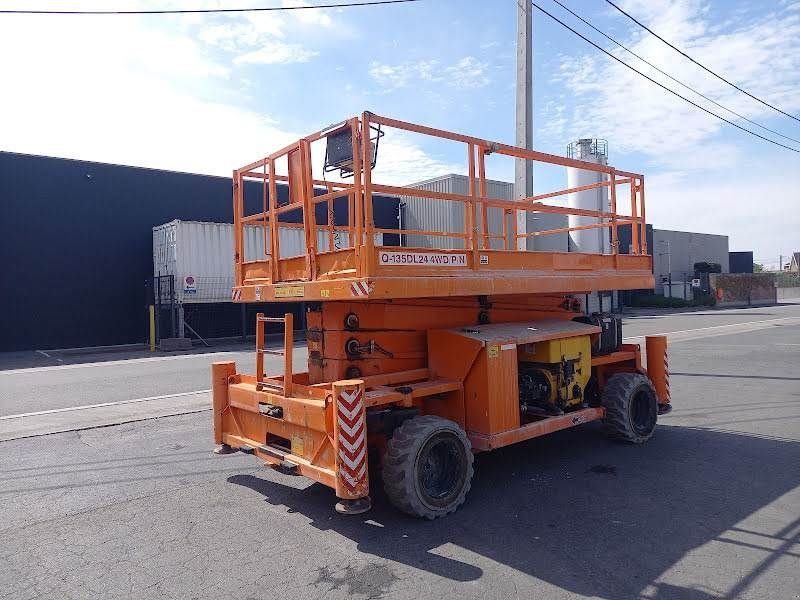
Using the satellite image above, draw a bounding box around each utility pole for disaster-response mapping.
[659,240,672,298]
[515,0,532,250]
[666,240,672,298]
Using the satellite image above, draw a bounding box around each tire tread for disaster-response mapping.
[382,415,473,519]
[601,373,658,444]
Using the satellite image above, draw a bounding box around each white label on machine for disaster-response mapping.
[379,252,467,267]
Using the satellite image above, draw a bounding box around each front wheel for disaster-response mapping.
[601,373,658,443]
[382,416,474,519]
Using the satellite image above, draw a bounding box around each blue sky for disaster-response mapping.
[1,0,799,267]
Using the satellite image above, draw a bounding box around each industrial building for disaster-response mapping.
[1,149,735,352]
[0,151,399,351]
[399,174,568,251]
[400,173,730,304]
[651,228,729,297]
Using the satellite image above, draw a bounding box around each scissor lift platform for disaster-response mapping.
[214,111,669,519]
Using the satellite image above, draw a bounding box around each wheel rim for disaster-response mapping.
[630,388,656,435]
[415,432,466,509]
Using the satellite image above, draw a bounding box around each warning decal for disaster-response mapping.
[184,275,197,295]
[379,252,467,267]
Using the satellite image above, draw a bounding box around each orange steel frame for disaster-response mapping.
[230,111,650,303]
[213,112,668,509]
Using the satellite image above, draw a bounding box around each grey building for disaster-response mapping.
[652,228,729,294]
[399,174,567,251]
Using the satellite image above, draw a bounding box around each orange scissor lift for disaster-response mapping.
[212,112,671,518]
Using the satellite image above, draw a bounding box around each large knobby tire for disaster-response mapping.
[382,416,474,520]
[601,373,658,444]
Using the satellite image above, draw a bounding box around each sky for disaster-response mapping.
[1,0,798,268]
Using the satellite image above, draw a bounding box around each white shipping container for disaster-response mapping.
[153,220,381,303]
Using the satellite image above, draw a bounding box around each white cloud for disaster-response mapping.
[542,1,800,168]
[193,0,341,65]
[0,11,296,174]
[282,0,333,27]
[645,159,800,263]
[368,59,440,89]
[444,56,489,89]
[539,1,800,262]
[0,6,460,189]
[234,42,317,65]
[369,56,490,90]
[370,134,463,185]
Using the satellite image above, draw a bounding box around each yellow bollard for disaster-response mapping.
[148,305,156,352]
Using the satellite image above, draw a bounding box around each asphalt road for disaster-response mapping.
[0,346,309,417]
[1,303,799,417]
[0,304,798,599]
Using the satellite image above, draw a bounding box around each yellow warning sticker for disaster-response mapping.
[291,435,304,456]
[275,285,305,298]
[320,289,331,298]
[487,345,499,359]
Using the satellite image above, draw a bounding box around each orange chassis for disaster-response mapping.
[212,112,670,514]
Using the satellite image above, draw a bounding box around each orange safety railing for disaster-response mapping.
[255,312,294,396]
[233,111,647,287]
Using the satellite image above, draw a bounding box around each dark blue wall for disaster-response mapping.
[616,223,655,305]
[0,152,399,351]
[729,251,754,273]
[617,223,654,262]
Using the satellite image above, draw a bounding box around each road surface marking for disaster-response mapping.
[0,390,211,421]
[0,351,253,375]
[624,316,800,342]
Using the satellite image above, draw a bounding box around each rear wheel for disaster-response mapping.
[601,373,658,443]
[382,416,474,519]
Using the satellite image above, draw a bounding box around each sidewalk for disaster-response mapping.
[0,333,304,371]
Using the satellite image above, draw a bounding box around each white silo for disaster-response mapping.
[566,139,610,254]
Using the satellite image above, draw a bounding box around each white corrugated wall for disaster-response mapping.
[400,174,568,251]
[152,220,381,303]
[400,174,513,249]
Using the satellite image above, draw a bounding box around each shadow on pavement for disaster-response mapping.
[229,423,800,599]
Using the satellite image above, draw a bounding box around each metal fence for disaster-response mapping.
[146,274,304,347]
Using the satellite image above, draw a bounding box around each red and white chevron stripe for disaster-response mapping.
[334,387,368,497]
[663,351,671,402]
[350,281,372,297]
[231,288,242,301]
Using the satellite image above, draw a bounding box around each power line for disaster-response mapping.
[530,2,800,153]
[551,0,800,146]
[0,0,420,15]
[604,0,800,124]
